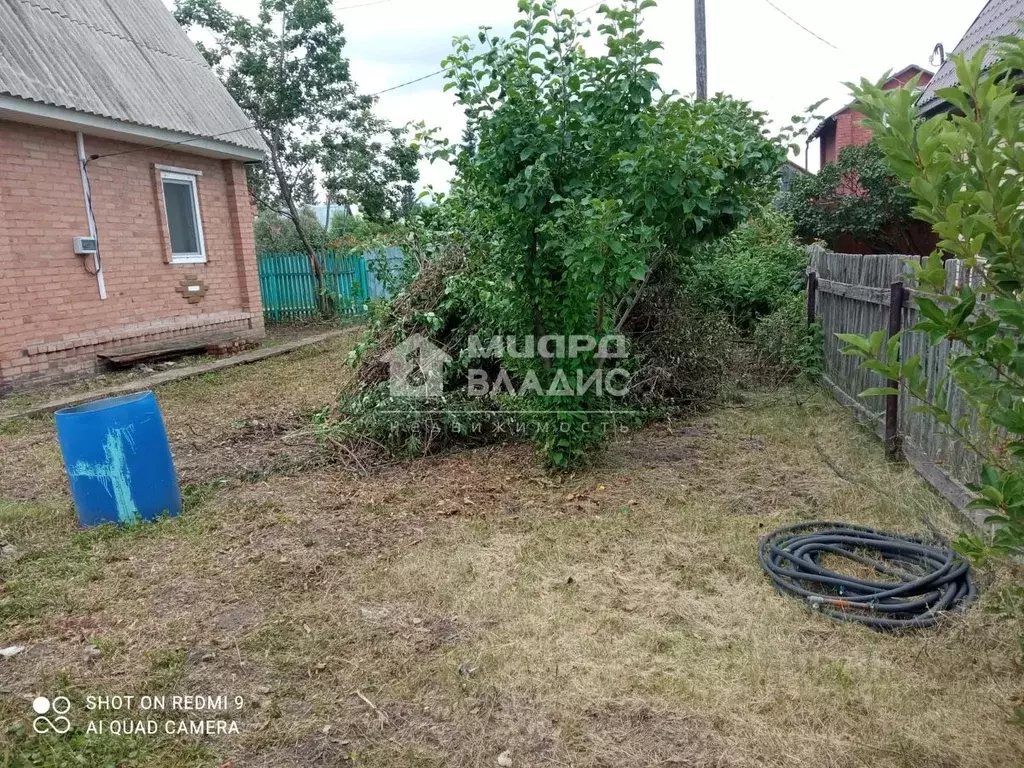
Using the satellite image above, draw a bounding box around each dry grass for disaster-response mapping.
[1,341,1023,767]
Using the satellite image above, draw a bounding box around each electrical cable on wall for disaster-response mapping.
[86,125,261,163]
[80,162,102,278]
[76,133,107,300]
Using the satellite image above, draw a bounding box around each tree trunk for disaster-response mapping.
[270,146,334,317]
[526,226,551,369]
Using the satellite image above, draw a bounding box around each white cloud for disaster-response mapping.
[167,0,983,189]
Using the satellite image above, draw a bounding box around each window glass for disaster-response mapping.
[162,177,202,258]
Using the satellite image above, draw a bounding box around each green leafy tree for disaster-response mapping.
[322,117,420,224]
[780,141,919,253]
[253,207,328,253]
[839,32,1024,556]
[460,123,478,158]
[417,0,784,466]
[174,0,418,313]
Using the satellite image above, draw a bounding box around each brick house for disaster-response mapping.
[799,66,936,255]
[0,0,268,392]
[810,66,933,168]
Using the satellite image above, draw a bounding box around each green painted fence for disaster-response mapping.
[257,251,375,322]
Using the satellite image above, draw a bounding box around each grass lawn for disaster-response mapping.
[1,334,1022,767]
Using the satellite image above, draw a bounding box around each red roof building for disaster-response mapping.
[810,65,932,168]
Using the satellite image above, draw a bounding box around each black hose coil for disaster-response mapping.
[758,521,976,630]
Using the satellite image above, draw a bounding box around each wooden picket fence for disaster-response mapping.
[807,245,986,525]
[257,251,381,322]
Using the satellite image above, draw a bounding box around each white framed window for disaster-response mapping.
[160,170,206,263]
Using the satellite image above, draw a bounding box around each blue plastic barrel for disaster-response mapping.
[55,391,182,527]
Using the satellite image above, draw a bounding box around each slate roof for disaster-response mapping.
[0,0,266,155]
[918,0,1024,114]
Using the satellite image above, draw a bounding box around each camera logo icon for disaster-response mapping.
[32,696,71,734]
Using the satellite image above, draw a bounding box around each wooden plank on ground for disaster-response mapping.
[97,342,211,367]
[1,330,351,421]
[822,373,884,439]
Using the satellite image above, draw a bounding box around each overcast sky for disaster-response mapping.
[165,0,983,194]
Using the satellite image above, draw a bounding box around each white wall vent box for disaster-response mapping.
[73,236,98,255]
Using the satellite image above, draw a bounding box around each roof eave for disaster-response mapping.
[917,96,953,118]
[0,95,266,162]
[808,113,840,142]
[890,64,935,82]
[809,65,937,142]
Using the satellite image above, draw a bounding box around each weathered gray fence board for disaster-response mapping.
[817,279,892,306]
[898,263,986,493]
[808,247,984,526]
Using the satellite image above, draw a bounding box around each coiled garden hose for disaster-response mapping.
[758,521,976,630]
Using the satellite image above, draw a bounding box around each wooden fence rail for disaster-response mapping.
[807,246,986,525]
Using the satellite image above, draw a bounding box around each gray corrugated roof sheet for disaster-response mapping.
[0,0,266,154]
[918,0,1024,113]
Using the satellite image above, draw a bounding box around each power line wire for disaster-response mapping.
[370,69,445,96]
[369,0,605,97]
[336,0,392,10]
[86,126,262,163]
[762,0,839,51]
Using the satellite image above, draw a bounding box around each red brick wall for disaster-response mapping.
[820,69,934,168]
[0,120,264,391]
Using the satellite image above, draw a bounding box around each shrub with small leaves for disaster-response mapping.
[685,208,808,331]
[839,30,1024,557]
[753,293,822,381]
[420,0,783,466]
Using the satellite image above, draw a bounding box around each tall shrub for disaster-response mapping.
[839,33,1024,555]
[780,141,918,253]
[685,209,807,331]
[419,0,784,465]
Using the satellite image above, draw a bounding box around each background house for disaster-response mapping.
[779,160,809,193]
[0,0,267,392]
[810,65,933,168]
[919,0,1024,116]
